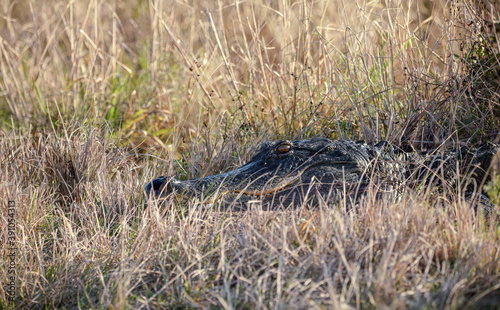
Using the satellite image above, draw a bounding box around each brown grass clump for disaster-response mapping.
[1,0,500,308]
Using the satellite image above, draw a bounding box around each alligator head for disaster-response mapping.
[145,139,403,209]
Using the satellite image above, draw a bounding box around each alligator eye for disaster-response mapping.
[277,144,291,153]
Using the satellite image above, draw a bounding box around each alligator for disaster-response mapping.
[145,138,499,212]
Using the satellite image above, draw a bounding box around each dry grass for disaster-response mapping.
[1,0,500,308]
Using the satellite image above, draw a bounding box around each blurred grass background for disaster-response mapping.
[1,0,500,308]
[2,0,499,149]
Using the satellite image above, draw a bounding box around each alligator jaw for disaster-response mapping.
[232,178,300,197]
[144,160,348,204]
[145,174,301,203]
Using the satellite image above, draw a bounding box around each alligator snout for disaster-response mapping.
[144,139,369,204]
[145,176,169,197]
[145,176,202,200]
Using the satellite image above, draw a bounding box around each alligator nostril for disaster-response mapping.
[152,178,164,191]
[145,177,167,196]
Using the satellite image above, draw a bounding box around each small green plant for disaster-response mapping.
[484,174,500,205]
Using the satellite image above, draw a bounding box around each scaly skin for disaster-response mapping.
[145,138,499,210]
